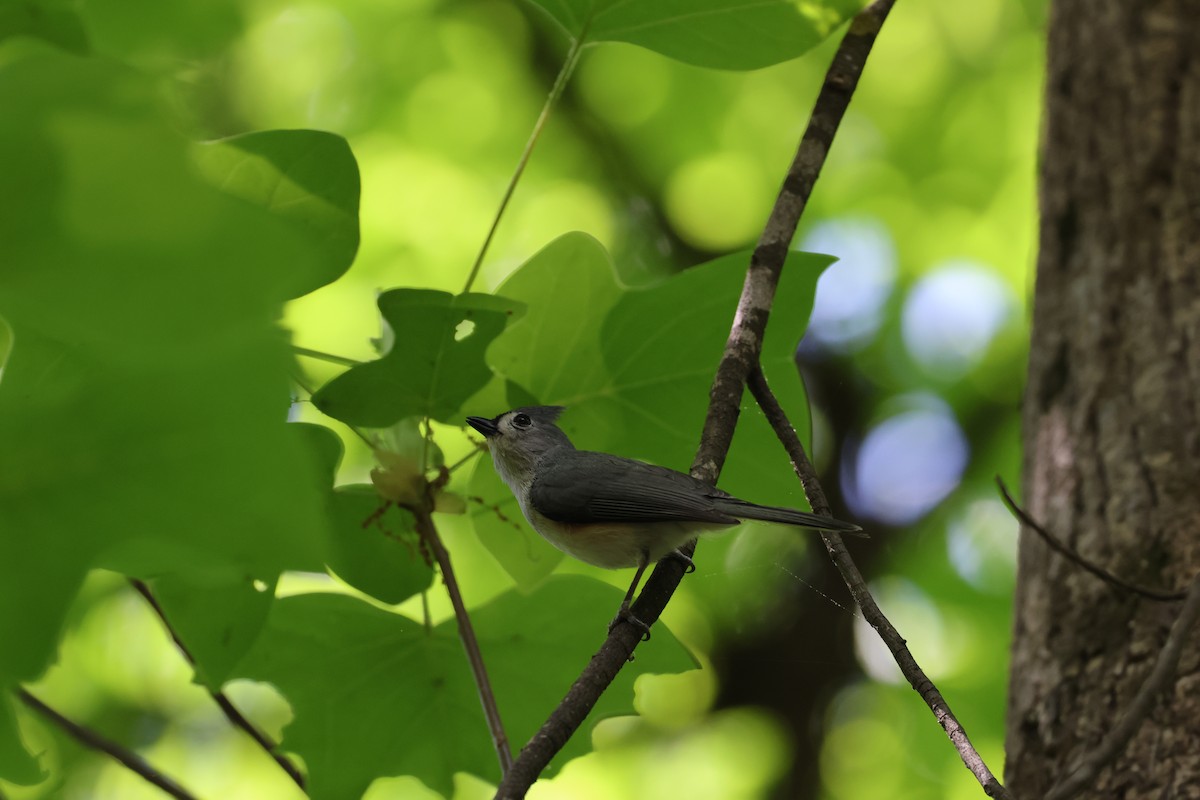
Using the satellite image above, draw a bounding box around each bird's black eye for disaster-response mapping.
[512,413,532,429]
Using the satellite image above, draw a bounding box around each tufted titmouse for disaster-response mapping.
[467,406,863,634]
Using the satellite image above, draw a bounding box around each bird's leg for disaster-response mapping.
[609,552,652,642]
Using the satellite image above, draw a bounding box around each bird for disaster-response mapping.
[466,405,864,637]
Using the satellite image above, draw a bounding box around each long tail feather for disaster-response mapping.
[714,498,866,536]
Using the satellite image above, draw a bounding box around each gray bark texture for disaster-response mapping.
[1009,1,1200,797]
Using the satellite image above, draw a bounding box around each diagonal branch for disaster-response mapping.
[494,3,897,796]
[297,369,513,774]
[412,504,513,775]
[995,477,1186,602]
[17,688,197,800]
[1046,575,1200,800]
[747,366,1012,799]
[129,579,308,791]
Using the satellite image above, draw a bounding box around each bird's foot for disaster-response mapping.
[609,602,652,643]
[666,549,696,574]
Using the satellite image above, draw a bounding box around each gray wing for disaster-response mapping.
[529,449,740,526]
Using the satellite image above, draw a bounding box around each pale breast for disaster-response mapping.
[523,501,734,569]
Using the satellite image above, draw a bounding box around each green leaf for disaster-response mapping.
[0,50,328,682]
[328,487,434,605]
[290,421,346,496]
[526,0,864,70]
[235,577,693,799]
[485,235,623,406]
[312,290,524,428]
[80,0,241,68]
[0,0,88,53]
[152,573,277,690]
[191,130,361,299]
[472,232,831,586]
[292,421,436,605]
[0,693,44,786]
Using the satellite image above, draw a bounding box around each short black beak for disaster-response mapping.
[466,416,498,437]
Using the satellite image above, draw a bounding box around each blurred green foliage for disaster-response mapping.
[0,0,1041,797]
[525,0,865,70]
[190,129,362,299]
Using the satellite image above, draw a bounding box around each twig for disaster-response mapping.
[446,442,485,475]
[462,23,588,293]
[291,346,362,368]
[995,477,1186,602]
[17,688,197,800]
[129,579,308,791]
[297,375,508,769]
[494,3,897,797]
[1046,575,1200,800]
[748,366,1013,799]
[412,506,513,774]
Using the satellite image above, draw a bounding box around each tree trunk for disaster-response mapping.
[1009,1,1200,797]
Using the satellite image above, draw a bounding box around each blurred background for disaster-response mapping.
[7,0,1043,797]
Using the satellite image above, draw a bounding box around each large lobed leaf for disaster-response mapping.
[526,0,865,70]
[235,577,694,798]
[151,423,436,692]
[0,48,358,773]
[151,573,279,689]
[470,233,831,586]
[312,290,524,428]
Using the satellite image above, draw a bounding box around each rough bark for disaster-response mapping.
[1009,1,1200,797]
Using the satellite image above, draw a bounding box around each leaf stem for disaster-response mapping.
[461,27,589,293]
[420,417,433,474]
[421,590,433,635]
[446,443,485,475]
[291,372,376,449]
[292,346,362,368]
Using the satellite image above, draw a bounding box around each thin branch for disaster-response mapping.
[495,3,897,796]
[129,579,308,792]
[1046,575,1200,800]
[995,477,1186,602]
[446,442,485,475]
[462,24,588,293]
[297,375,506,766]
[291,346,362,368]
[17,688,197,800]
[412,505,513,774]
[748,367,1012,799]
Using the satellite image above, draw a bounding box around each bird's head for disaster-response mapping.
[466,406,574,490]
